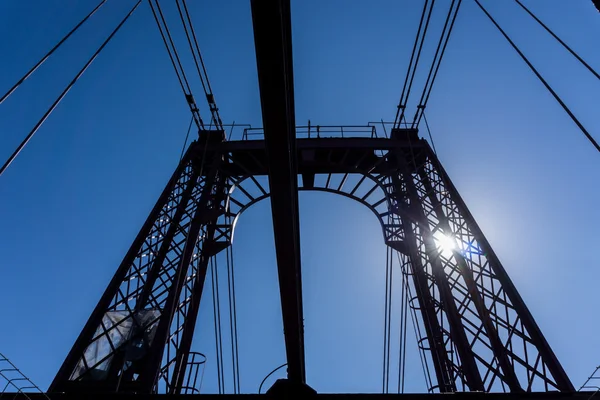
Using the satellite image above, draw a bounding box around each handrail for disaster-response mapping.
[0,353,50,399]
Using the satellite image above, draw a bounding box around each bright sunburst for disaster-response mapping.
[434,232,456,258]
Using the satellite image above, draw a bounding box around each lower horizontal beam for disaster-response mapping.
[35,392,587,400]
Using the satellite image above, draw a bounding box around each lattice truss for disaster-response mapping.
[69,156,223,391]
[59,138,569,394]
[224,159,404,247]
[157,173,227,394]
[392,145,566,393]
[223,142,566,393]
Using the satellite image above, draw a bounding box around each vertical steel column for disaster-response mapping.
[138,155,223,392]
[425,147,575,392]
[49,149,196,393]
[395,149,485,391]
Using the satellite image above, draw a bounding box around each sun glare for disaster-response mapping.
[434,232,456,258]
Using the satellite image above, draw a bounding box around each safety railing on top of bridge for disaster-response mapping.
[242,124,377,140]
[240,121,415,141]
[0,352,50,399]
[580,365,600,399]
[215,121,416,141]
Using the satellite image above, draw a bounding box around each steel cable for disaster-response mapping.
[176,0,223,130]
[474,0,600,153]
[413,0,462,128]
[515,0,600,81]
[382,243,391,392]
[397,255,409,393]
[394,0,431,128]
[148,0,204,129]
[0,0,142,178]
[395,251,433,391]
[394,0,436,128]
[0,0,108,105]
[210,257,224,393]
[225,236,241,393]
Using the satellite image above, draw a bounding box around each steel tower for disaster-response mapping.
[49,127,574,395]
[44,0,575,397]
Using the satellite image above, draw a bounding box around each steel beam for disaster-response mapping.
[395,150,485,391]
[392,188,457,393]
[139,158,222,392]
[417,169,522,392]
[49,150,196,393]
[169,174,228,394]
[426,147,575,392]
[251,0,306,383]
[34,392,591,400]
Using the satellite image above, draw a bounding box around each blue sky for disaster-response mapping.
[0,0,599,394]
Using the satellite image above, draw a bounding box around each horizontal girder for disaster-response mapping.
[188,136,426,177]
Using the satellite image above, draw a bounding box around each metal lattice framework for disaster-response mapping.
[390,142,572,392]
[51,133,229,394]
[50,129,573,394]
[1,0,585,397]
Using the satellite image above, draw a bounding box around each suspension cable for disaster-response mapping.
[226,235,241,393]
[382,244,390,392]
[176,0,224,130]
[0,0,107,105]
[474,0,600,153]
[150,1,193,97]
[413,0,462,128]
[397,253,409,393]
[215,255,225,393]
[394,0,436,128]
[386,246,393,393]
[148,0,204,129]
[394,0,430,128]
[382,243,395,393]
[210,257,225,393]
[226,242,236,393]
[0,0,142,178]
[395,251,432,391]
[515,0,600,81]
[174,0,209,94]
[230,233,241,392]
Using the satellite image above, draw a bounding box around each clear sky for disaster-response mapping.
[0,0,599,395]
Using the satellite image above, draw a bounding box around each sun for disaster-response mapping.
[434,232,456,258]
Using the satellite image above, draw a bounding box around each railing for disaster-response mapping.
[205,121,416,141]
[155,351,207,395]
[243,124,377,140]
[0,352,50,399]
[580,365,600,399]
[176,351,207,395]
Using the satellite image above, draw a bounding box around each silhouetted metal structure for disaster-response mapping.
[49,126,575,395]
[45,0,576,397]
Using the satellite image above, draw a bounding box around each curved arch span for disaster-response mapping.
[224,172,401,246]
